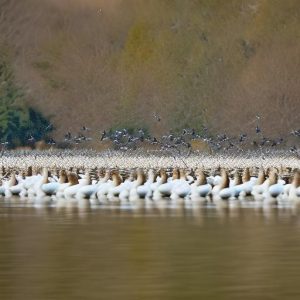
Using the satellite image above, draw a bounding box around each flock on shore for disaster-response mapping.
[0,165,300,208]
[0,114,299,209]
[0,148,299,172]
[2,113,298,157]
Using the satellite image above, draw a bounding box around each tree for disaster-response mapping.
[0,52,52,148]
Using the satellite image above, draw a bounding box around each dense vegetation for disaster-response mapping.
[0,51,52,147]
[1,0,300,146]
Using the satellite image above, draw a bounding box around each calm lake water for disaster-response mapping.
[1,200,300,300]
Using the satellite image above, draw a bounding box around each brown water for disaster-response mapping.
[1,201,300,300]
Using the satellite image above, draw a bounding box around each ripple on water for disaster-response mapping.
[1,199,300,300]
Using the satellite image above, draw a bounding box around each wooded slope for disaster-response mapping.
[1,0,299,142]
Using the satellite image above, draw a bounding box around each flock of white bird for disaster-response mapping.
[0,164,300,208]
[1,150,299,171]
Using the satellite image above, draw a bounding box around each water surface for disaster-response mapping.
[1,200,300,300]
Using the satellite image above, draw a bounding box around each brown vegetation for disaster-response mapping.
[1,0,300,145]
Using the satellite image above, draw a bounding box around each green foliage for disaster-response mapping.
[0,53,52,147]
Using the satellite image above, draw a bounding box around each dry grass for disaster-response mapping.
[1,0,300,144]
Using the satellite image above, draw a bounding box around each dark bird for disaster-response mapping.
[239,133,247,142]
[271,140,277,147]
[290,146,297,153]
[277,138,284,144]
[47,138,56,145]
[291,130,300,137]
[81,126,91,131]
[260,137,267,146]
[153,113,161,122]
[100,130,107,141]
[64,132,72,141]
[191,128,196,137]
[28,135,35,142]
[151,137,158,144]
[168,134,174,141]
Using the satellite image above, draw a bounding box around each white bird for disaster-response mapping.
[227,170,243,198]
[190,169,212,202]
[76,171,100,200]
[154,168,179,200]
[129,168,147,202]
[14,167,37,198]
[25,168,50,199]
[136,169,157,199]
[64,171,91,199]
[56,172,78,198]
[288,170,300,203]
[56,173,79,207]
[263,171,284,205]
[151,168,167,192]
[0,172,18,198]
[212,169,230,198]
[170,169,191,200]
[103,171,123,202]
[251,168,267,201]
[96,171,113,200]
[89,169,110,205]
[9,172,27,197]
[98,168,111,184]
[118,170,137,202]
[238,168,256,199]
[26,173,44,198]
[33,168,53,205]
[213,169,231,201]
[41,169,68,196]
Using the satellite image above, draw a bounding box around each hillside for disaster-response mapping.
[1,0,300,145]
